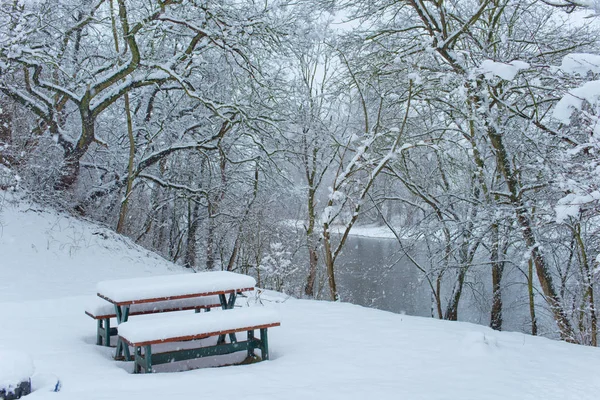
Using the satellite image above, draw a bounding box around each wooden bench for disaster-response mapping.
[118,307,280,374]
[85,296,221,346]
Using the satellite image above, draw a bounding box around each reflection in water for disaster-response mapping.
[335,236,431,317]
[332,235,531,333]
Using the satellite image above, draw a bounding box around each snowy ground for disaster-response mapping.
[1,199,600,400]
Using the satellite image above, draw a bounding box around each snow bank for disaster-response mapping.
[0,350,33,392]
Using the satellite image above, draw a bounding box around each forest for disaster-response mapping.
[1,0,600,345]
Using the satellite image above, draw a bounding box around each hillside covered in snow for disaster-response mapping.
[1,200,600,400]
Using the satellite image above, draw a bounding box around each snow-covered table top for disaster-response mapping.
[85,295,221,318]
[118,307,280,346]
[97,271,256,305]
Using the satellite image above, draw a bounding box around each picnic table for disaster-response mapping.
[96,271,256,360]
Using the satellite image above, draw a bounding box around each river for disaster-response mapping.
[335,235,432,317]
[331,235,532,332]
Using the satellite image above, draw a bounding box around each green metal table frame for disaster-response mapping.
[96,318,117,347]
[114,291,239,360]
[132,327,270,374]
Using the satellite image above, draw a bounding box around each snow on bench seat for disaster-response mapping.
[84,296,221,319]
[118,307,280,346]
[97,271,256,305]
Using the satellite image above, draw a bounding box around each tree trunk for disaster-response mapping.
[322,224,339,301]
[0,98,11,145]
[116,93,135,233]
[444,267,467,321]
[206,202,216,270]
[304,246,319,297]
[490,264,503,330]
[184,200,200,269]
[304,186,319,297]
[0,99,14,171]
[573,223,597,346]
[528,257,538,336]
[226,236,239,272]
[151,160,169,254]
[434,275,443,319]
[57,154,82,191]
[225,163,259,272]
[55,113,95,191]
[488,130,574,341]
[112,0,136,234]
[490,222,503,331]
[443,207,478,321]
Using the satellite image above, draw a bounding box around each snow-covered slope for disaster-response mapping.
[0,200,181,302]
[1,200,599,400]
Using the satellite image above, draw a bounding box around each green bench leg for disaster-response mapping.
[247,330,255,358]
[134,347,141,374]
[260,328,269,360]
[217,294,238,345]
[133,346,153,374]
[96,319,112,346]
[96,319,103,345]
[217,295,228,345]
[115,305,131,360]
[144,345,153,373]
[227,293,237,309]
[104,319,111,347]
